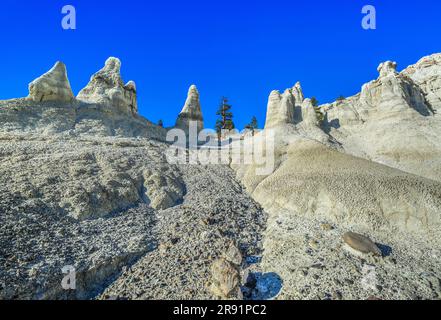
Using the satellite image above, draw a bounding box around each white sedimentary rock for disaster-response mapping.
[322,56,441,184]
[292,81,305,105]
[402,53,441,113]
[300,98,319,126]
[77,57,138,115]
[176,85,204,132]
[359,60,431,117]
[28,61,74,103]
[377,61,398,77]
[264,89,295,129]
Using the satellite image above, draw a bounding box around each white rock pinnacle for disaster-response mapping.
[77,57,138,115]
[28,61,74,103]
[176,85,204,132]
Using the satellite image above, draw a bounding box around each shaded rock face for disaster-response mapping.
[402,53,441,113]
[28,62,74,103]
[359,60,432,118]
[77,57,138,115]
[300,98,319,126]
[176,85,204,132]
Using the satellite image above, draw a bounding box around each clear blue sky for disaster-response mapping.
[0,0,440,129]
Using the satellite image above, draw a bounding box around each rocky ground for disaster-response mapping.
[100,164,266,300]
[0,132,267,300]
[261,209,441,300]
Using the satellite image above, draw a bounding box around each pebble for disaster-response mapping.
[224,243,243,266]
[321,223,334,231]
[343,232,382,256]
[210,258,240,299]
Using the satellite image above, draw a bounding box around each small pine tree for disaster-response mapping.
[157,119,164,128]
[245,116,258,135]
[310,97,324,126]
[215,97,235,140]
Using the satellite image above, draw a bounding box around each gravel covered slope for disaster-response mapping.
[0,130,267,300]
[101,165,267,300]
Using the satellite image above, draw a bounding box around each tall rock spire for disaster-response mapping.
[28,61,74,103]
[176,85,204,132]
[292,81,305,105]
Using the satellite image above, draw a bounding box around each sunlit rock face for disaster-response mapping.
[28,61,74,103]
[175,84,204,132]
[77,57,138,115]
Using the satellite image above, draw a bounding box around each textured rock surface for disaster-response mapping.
[403,53,441,114]
[77,58,138,115]
[176,85,204,132]
[0,98,165,139]
[100,165,266,300]
[0,133,266,299]
[28,62,74,103]
[210,258,241,299]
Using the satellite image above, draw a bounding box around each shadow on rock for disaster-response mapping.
[376,243,393,257]
[242,272,283,300]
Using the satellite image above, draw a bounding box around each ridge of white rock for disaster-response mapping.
[358,60,431,118]
[28,61,74,103]
[77,57,138,115]
[175,84,204,132]
[319,56,441,182]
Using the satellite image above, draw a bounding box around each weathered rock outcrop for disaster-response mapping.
[77,57,138,115]
[358,60,432,118]
[402,53,441,113]
[175,85,204,132]
[264,89,295,129]
[299,98,319,126]
[292,81,305,105]
[319,56,441,182]
[264,82,321,129]
[377,61,398,77]
[28,61,74,103]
